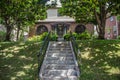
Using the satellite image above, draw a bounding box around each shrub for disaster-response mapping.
[91,35,98,40]
[50,33,58,41]
[40,32,48,40]
[118,36,120,39]
[0,31,6,41]
[76,31,91,40]
[28,32,48,41]
[72,32,77,38]
[63,33,71,41]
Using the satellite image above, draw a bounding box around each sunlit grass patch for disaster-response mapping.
[0,41,42,80]
[78,40,120,80]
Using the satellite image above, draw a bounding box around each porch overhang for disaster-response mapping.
[36,16,75,24]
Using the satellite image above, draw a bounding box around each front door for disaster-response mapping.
[57,24,64,38]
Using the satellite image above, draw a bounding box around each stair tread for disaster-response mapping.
[39,41,79,80]
[43,76,77,80]
[42,69,78,77]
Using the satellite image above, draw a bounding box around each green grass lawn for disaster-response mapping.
[0,40,120,80]
[78,40,120,80]
[0,41,42,80]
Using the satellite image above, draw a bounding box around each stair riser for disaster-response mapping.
[39,41,79,80]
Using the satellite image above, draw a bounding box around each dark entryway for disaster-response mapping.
[36,25,48,35]
[52,23,70,38]
[75,24,86,33]
[56,24,65,37]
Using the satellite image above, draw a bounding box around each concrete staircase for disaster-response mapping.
[39,41,79,80]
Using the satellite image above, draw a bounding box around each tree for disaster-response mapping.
[0,0,46,41]
[117,15,120,20]
[60,0,120,39]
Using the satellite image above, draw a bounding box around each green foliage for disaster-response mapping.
[50,33,58,41]
[72,32,78,38]
[77,31,91,40]
[118,36,120,39]
[0,41,41,80]
[91,35,98,40]
[117,15,120,21]
[78,40,120,80]
[60,0,120,39]
[76,31,91,40]
[0,31,6,41]
[63,33,71,41]
[64,31,91,40]
[28,32,48,41]
[0,0,46,41]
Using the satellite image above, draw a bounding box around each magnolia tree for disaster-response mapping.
[60,0,120,39]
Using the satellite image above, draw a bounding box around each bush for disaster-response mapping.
[50,33,58,41]
[118,36,120,39]
[76,31,91,40]
[63,33,71,41]
[28,32,48,41]
[72,32,77,38]
[91,35,98,40]
[63,31,91,40]
[0,31,6,41]
[40,32,48,40]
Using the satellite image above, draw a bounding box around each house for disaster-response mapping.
[105,16,120,39]
[29,0,120,39]
[29,0,94,38]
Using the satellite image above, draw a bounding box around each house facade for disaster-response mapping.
[29,7,120,39]
[105,16,120,39]
[29,8,94,38]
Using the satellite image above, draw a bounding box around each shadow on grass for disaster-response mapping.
[0,41,42,80]
[77,40,120,80]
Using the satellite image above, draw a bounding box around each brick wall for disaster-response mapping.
[118,21,120,36]
[105,16,117,39]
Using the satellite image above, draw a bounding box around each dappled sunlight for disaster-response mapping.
[78,40,120,80]
[11,77,16,80]
[19,55,26,59]
[1,45,28,54]
[84,47,91,51]
[0,41,41,80]
[23,64,32,69]
[106,67,120,75]
[16,71,26,77]
[81,52,91,60]
[5,53,14,58]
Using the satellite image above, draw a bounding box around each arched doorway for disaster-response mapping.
[36,25,48,35]
[51,23,70,38]
[57,24,64,37]
[75,24,86,33]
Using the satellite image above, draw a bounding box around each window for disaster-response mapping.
[110,17,114,21]
[36,25,48,35]
[75,25,86,33]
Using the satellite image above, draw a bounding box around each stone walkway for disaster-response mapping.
[39,41,79,80]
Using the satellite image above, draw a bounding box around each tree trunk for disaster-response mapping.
[5,25,12,41]
[94,3,106,39]
[98,25,105,39]
[16,25,20,41]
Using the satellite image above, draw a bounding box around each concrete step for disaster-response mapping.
[49,48,71,50]
[48,50,72,53]
[45,60,75,64]
[46,56,74,61]
[39,41,79,80]
[44,64,77,70]
[47,52,73,55]
[42,69,78,77]
[42,76,77,80]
